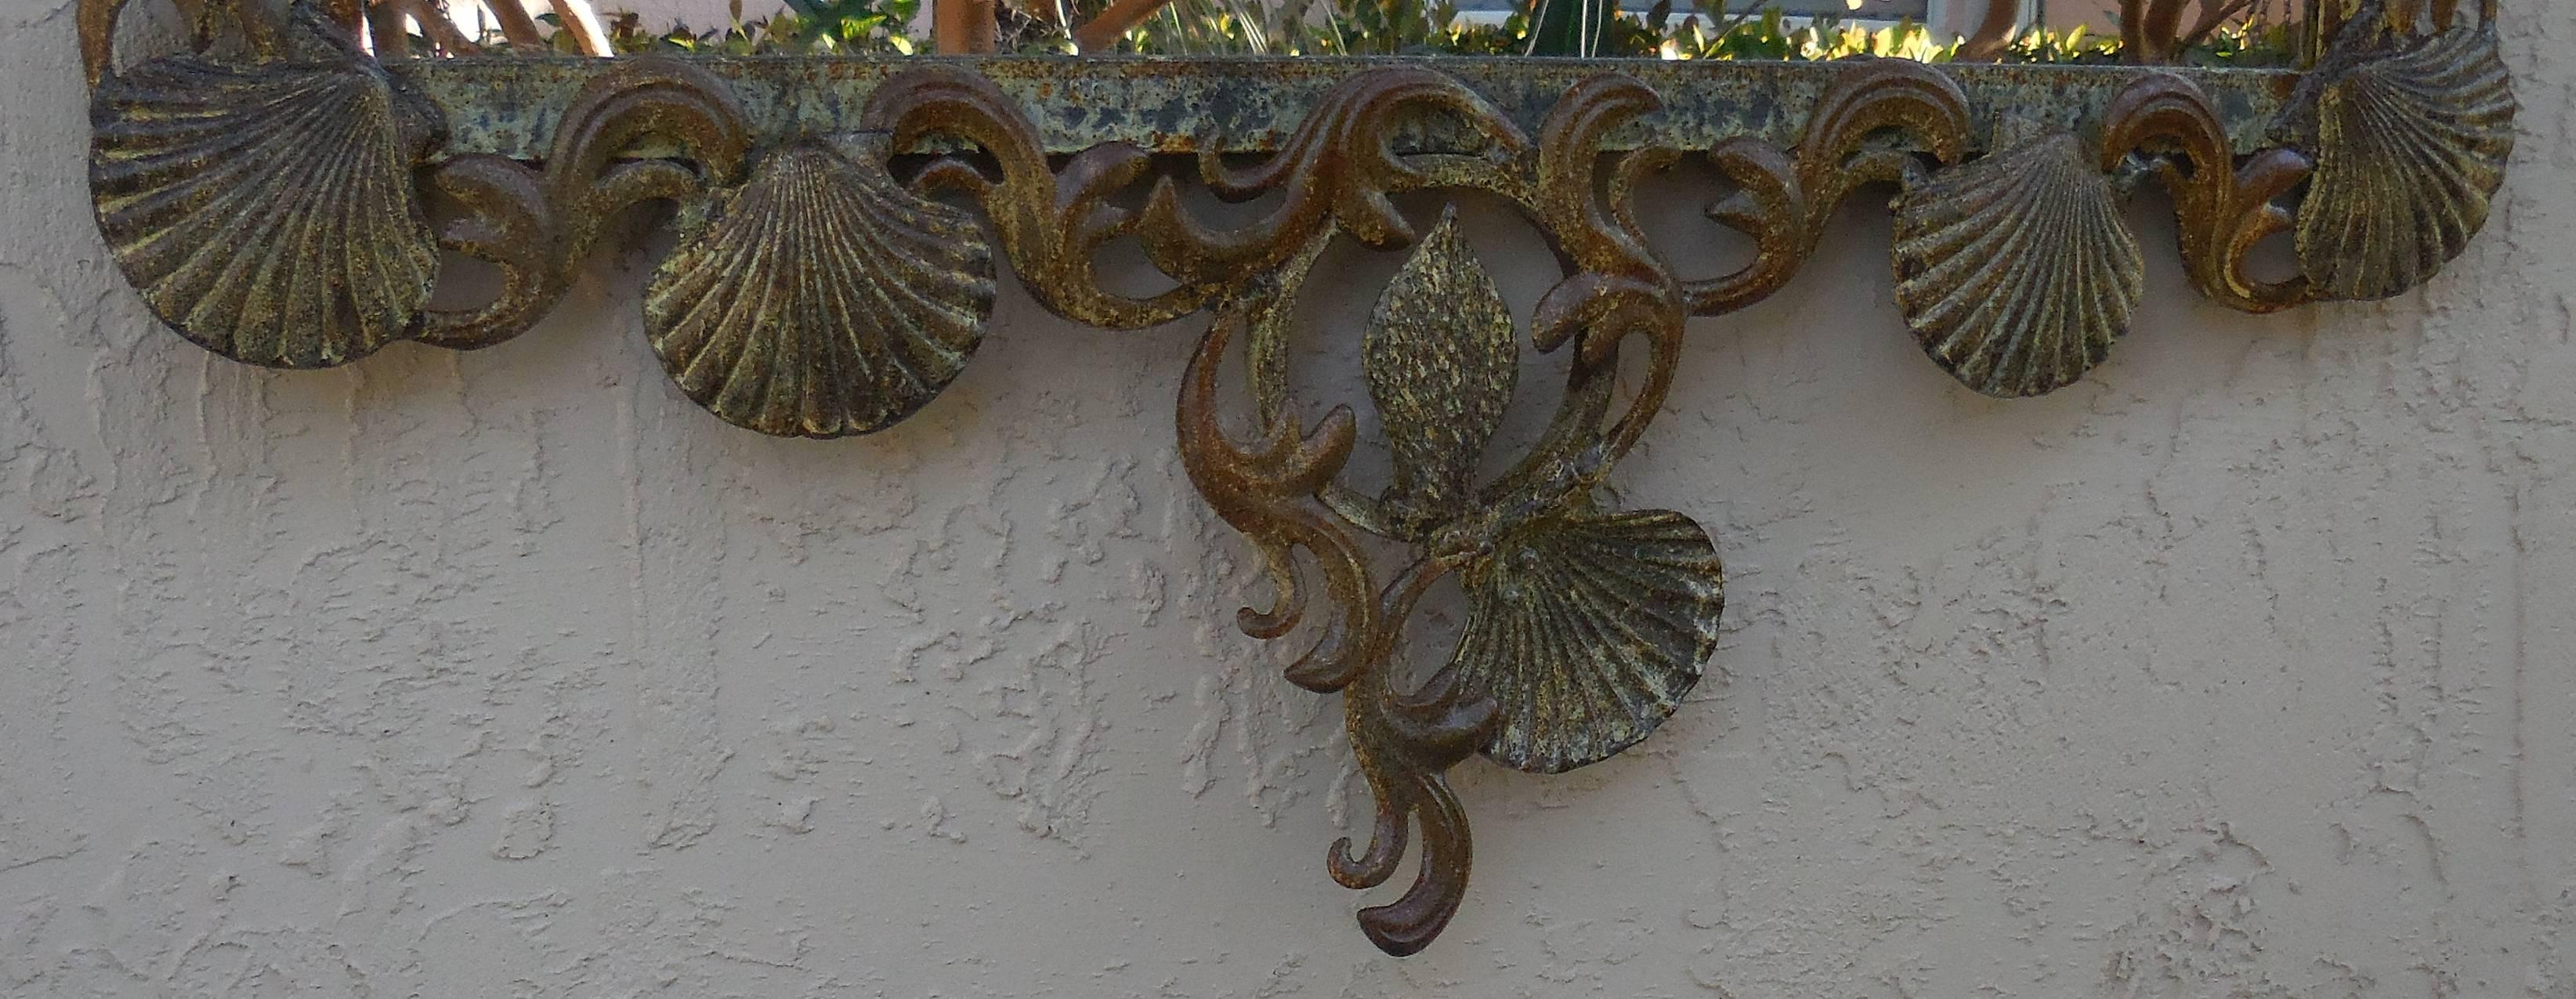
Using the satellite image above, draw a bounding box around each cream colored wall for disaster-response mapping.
[6,2,2574,996]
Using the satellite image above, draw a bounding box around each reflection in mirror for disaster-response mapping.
[349,0,2309,62]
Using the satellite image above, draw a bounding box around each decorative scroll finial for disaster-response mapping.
[79,0,2515,957]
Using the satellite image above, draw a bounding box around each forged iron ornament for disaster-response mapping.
[80,0,2516,957]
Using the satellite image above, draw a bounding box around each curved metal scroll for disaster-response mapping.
[79,0,2516,956]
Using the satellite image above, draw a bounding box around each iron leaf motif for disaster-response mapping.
[1364,208,1519,537]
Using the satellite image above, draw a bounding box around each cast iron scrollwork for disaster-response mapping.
[1170,73,1729,952]
[79,0,2516,956]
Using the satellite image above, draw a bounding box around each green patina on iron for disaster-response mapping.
[78,0,2515,957]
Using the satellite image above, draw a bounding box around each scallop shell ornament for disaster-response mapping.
[646,139,996,438]
[88,6,443,369]
[2291,27,2516,302]
[1442,508,1726,774]
[1891,133,2144,398]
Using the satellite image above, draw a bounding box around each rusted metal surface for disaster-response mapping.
[80,0,2517,961]
[89,4,443,367]
[1894,132,2145,396]
[649,128,997,436]
[2281,12,2514,301]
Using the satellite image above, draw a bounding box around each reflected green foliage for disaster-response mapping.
[596,0,922,53]
[1111,0,1519,55]
[548,0,2299,63]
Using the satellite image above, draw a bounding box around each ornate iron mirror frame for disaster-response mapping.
[80,0,2515,956]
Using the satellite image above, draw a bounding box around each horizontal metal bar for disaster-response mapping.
[400,56,2299,161]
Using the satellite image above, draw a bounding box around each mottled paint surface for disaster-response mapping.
[10,4,2576,995]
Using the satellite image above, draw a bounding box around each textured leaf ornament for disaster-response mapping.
[88,9,442,368]
[1892,133,2144,398]
[646,139,997,438]
[2295,27,2516,302]
[1363,209,1518,535]
[1441,508,1725,774]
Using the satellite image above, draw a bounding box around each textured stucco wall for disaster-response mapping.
[9,5,2576,996]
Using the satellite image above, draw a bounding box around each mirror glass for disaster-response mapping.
[366,0,2299,63]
